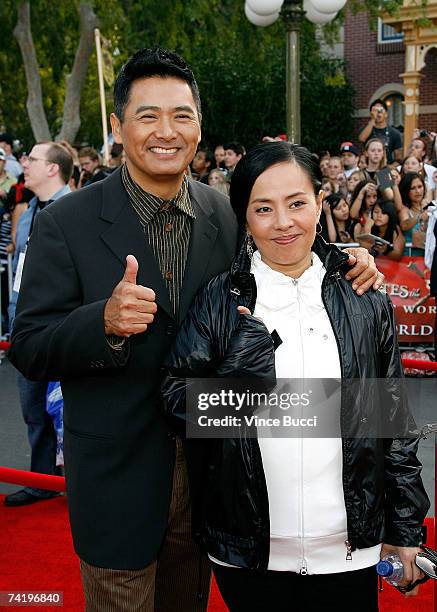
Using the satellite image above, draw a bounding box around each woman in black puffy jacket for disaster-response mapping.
[161,142,429,611]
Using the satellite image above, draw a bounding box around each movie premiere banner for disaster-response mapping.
[377,256,435,344]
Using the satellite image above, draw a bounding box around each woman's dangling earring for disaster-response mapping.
[246,233,254,258]
[316,222,323,236]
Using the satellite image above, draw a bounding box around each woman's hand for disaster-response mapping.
[237,306,251,315]
[364,183,377,196]
[380,543,424,596]
[323,200,331,216]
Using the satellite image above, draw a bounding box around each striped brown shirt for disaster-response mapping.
[121,164,195,315]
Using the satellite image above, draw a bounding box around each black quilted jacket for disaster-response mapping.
[162,237,430,571]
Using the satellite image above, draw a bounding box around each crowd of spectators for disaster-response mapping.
[317,125,437,263]
[190,115,436,273]
[1,103,437,338]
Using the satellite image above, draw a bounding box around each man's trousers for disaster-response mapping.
[80,439,211,611]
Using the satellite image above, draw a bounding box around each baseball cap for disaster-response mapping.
[340,142,359,156]
[0,147,6,161]
[369,98,388,112]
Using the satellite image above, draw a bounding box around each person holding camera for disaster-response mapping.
[359,99,402,164]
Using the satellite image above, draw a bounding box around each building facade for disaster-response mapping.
[339,8,437,144]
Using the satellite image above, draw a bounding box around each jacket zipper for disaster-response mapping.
[294,277,308,575]
[299,426,308,574]
[321,269,354,561]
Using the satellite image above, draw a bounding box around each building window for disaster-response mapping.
[378,19,404,44]
[385,94,404,129]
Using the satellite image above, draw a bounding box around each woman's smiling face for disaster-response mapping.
[246,161,322,276]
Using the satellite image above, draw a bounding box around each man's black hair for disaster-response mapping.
[224,142,245,157]
[113,47,201,121]
[230,141,322,229]
[0,132,14,147]
[369,98,388,112]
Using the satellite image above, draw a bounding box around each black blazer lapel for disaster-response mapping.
[99,170,174,319]
[178,181,218,323]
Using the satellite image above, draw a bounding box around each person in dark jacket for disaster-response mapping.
[162,142,430,611]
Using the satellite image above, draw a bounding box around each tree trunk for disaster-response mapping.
[13,1,51,142]
[56,2,99,143]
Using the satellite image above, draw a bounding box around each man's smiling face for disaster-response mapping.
[111,76,201,185]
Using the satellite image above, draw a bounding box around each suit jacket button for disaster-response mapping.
[166,324,175,336]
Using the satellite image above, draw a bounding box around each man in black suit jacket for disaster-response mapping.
[9,48,382,611]
[9,48,238,611]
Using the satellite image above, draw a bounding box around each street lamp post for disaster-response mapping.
[245,0,348,143]
[281,1,304,144]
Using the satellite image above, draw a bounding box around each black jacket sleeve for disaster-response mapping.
[161,283,219,437]
[161,275,276,437]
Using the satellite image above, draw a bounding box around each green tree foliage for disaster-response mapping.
[0,0,414,153]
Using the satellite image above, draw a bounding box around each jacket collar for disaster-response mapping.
[178,180,219,323]
[231,234,349,276]
[229,235,349,312]
[28,184,71,210]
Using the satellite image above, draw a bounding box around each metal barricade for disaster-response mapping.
[334,242,414,252]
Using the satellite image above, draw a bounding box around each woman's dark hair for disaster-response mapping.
[114,47,201,121]
[325,193,351,242]
[325,193,344,212]
[350,178,378,218]
[399,172,426,208]
[229,142,322,228]
[371,201,399,244]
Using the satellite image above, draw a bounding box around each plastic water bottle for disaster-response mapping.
[376,553,404,587]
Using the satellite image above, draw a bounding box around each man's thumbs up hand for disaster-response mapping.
[104,255,157,337]
[123,254,139,284]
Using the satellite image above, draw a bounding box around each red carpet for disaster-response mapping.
[0,495,434,611]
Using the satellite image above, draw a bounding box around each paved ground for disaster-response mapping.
[0,358,435,514]
[0,358,30,495]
